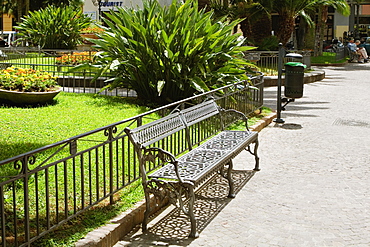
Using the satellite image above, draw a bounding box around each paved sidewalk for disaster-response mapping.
[115,63,370,246]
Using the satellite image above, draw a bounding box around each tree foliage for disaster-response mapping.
[80,0,255,105]
[208,0,350,49]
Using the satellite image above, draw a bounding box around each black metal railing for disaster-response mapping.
[0,74,263,247]
[0,47,135,97]
[244,50,311,76]
[335,46,346,61]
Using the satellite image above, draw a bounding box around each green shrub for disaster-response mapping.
[15,5,91,49]
[81,0,255,105]
[256,36,279,51]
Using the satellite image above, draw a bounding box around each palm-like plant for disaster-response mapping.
[272,0,316,46]
[209,0,275,49]
[210,0,349,49]
[81,0,255,105]
[0,0,84,22]
[273,0,350,47]
[15,5,91,49]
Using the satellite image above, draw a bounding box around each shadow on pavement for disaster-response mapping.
[120,170,256,246]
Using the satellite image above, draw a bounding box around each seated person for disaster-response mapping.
[355,40,368,63]
[347,39,357,52]
[364,38,370,55]
[347,39,358,62]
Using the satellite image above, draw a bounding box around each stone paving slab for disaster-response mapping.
[111,63,370,246]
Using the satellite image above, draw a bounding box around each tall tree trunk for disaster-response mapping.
[277,12,295,46]
[239,18,252,39]
[16,0,29,23]
[250,13,272,45]
[315,6,328,57]
[25,0,30,16]
[297,18,307,50]
[17,0,23,22]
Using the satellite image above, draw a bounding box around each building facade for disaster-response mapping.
[1,0,370,45]
[82,0,172,21]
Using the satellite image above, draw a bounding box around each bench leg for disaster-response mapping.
[226,160,235,198]
[142,188,151,232]
[253,139,260,171]
[183,184,199,238]
[247,138,260,171]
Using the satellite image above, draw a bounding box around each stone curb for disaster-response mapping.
[311,62,348,67]
[74,111,278,247]
[250,111,277,132]
[75,197,168,247]
[263,69,325,87]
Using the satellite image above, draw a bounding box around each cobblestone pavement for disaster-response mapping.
[115,63,370,246]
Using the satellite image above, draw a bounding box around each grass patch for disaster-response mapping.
[0,92,151,162]
[248,106,273,126]
[34,181,144,247]
[0,92,155,247]
[311,52,348,64]
[228,106,273,131]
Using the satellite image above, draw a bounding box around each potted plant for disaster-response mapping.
[0,67,61,105]
[80,24,104,44]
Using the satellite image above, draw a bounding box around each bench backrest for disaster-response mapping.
[125,110,186,148]
[180,100,220,127]
[124,99,224,151]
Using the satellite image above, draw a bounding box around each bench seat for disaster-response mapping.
[149,130,258,183]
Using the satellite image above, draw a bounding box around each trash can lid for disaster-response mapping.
[285,62,307,68]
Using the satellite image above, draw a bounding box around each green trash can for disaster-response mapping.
[284,62,306,99]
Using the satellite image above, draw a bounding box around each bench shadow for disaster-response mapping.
[121,170,256,246]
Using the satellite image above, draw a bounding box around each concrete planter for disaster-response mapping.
[0,87,62,105]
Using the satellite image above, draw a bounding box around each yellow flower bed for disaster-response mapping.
[56,52,96,65]
[0,67,58,92]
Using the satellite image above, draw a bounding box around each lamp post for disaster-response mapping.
[92,0,109,22]
[275,43,285,123]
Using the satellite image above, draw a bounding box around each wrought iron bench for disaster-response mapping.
[124,99,259,238]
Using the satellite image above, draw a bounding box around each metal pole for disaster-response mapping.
[274,43,285,123]
[98,0,102,22]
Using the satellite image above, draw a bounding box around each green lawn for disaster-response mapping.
[311,52,348,64]
[0,92,151,162]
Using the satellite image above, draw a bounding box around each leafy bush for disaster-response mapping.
[258,36,279,51]
[15,5,91,49]
[80,24,105,34]
[0,67,58,92]
[82,0,255,105]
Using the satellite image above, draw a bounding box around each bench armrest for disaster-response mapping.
[142,147,185,183]
[221,108,250,131]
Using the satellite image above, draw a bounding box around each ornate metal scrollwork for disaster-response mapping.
[104,126,118,140]
[145,179,193,216]
[219,164,227,179]
[146,179,179,207]
[143,147,177,164]
[221,109,249,130]
[13,155,36,173]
